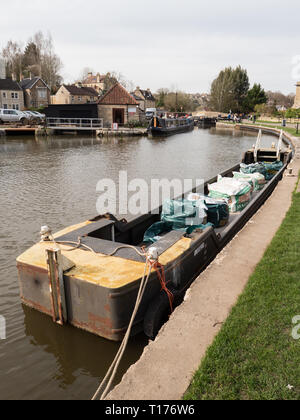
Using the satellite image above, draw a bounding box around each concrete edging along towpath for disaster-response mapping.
[106,131,300,401]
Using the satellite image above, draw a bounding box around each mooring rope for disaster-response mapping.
[91,258,153,401]
[47,235,146,259]
[44,232,156,401]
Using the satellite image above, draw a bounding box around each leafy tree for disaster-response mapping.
[244,83,268,112]
[232,66,250,111]
[209,66,249,113]
[210,67,235,113]
[23,42,41,72]
[285,108,300,119]
[155,88,169,108]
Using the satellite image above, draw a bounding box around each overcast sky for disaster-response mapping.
[1,0,300,94]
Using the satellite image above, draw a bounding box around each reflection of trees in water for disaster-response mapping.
[23,305,148,392]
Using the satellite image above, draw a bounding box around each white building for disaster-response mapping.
[0,58,6,79]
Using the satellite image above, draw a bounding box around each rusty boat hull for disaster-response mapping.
[17,144,292,341]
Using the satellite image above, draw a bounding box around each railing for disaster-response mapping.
[277,130,283,160]
[46,118,103,129]
[254,129,262,162]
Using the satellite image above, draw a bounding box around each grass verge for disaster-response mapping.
[220,121,300,137]
[184,183,300,400]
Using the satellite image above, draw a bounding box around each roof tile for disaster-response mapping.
[98,83,138,105]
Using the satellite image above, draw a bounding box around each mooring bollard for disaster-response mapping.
[46,248,68,326]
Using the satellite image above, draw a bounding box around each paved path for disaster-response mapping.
[106,134,300,401]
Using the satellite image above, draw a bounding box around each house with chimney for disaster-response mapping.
[98,82,139,127]
[0,79,24,110]
[132,87,156,111]
[51,83,99,105]
[82,72,106,94]
[0,57,24,110]
[20,77,50,109]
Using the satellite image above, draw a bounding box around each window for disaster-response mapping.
[3,104,8,109]
[12,104,19,110]
[3,92,6,99]
[37,88,47,99]
[78,96,82,102]
[11,92,19,99]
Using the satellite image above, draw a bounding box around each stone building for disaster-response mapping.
[20,77,50,109]
[82,73,105,94]
[0,79,24,110]
[98,83,139,127]
[132,87,156,111]
[51,84,99,105]
[293,82,300,109]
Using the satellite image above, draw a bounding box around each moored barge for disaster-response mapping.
[16,135,292,342]
[148,116,194,137]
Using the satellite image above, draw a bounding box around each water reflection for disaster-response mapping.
[23,306,148,393]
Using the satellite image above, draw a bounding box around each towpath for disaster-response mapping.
[106,131,300,401]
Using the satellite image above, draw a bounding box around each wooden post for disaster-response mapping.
[46,248,68,325]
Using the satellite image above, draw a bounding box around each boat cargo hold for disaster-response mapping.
[16,132,293,342]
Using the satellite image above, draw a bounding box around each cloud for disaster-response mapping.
[1,0,299,93]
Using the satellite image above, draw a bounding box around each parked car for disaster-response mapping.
[145,108,157,120]
[22,111,36,122]
[23,111,44,124]
[0,109,28,125]
[31,111,46,121]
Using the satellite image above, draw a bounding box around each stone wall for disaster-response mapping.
[53,86,96,105]
[24,79,50,108]
[98,104,140,127]
[0,89,24,110]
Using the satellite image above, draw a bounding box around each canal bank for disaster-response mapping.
[106,126,300,401]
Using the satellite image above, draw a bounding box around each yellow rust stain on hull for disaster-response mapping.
[17,223,192,290]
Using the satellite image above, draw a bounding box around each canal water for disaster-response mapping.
[0,127,275,400]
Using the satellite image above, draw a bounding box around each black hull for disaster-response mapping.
[149,123,194,137]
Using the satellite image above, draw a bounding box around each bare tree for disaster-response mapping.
[267,91,295,108]
[78,67,95,83]
[103,71,133,92]
[2,41,23,80]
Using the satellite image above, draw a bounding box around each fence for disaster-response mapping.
[46,118,103,129]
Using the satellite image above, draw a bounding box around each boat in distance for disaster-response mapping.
[148,115,194,137]
[16,137,292,342]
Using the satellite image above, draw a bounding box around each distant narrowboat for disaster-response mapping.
[148,116,194,137]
